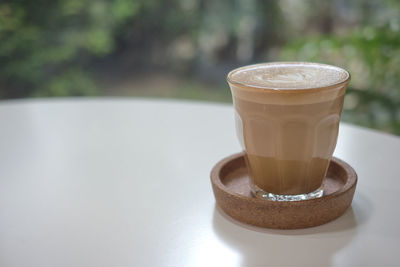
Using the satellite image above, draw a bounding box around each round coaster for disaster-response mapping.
[210,152,357,229]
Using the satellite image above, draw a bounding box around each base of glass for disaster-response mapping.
[251,185,324,201]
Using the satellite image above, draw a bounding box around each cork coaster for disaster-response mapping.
[210,152,357,229]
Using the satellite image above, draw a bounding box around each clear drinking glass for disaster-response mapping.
[227,62,350,201]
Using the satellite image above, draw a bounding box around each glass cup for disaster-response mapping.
[227,62,350,201]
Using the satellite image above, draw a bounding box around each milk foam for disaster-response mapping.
[229,62,349,90]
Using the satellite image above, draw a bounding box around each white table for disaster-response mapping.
[0,98,399,267]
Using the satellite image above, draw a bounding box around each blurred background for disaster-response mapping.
[0,0,399,134]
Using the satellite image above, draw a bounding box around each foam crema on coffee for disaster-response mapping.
[228,62,350,105]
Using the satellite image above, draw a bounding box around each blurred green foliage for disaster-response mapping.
[0,0,137,98]
[0,0,283,98]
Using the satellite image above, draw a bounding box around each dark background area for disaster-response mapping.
[0,0,399,134]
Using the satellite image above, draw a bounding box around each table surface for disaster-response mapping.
[0,98,399,267]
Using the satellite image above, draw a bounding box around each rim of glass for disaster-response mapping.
[227,62,351,92]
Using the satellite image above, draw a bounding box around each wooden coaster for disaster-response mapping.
[210,152,357,229]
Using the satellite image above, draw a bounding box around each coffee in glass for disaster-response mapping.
[227,62,350,201]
